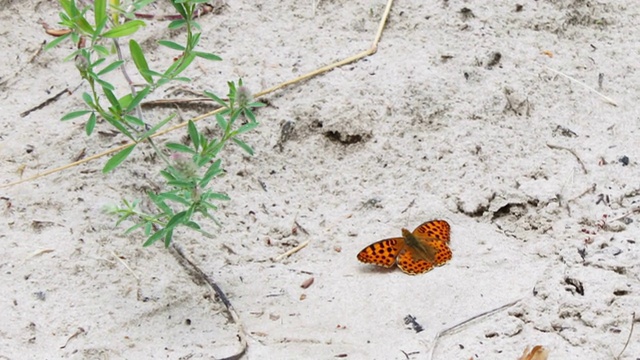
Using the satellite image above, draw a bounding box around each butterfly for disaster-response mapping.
[356,220,452,275]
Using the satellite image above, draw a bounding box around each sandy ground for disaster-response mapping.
[1,0,640,359]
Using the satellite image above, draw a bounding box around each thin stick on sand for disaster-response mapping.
[614,312,636,360]
[427,298,522,360]
[543,65,618,107]
[273,240,311,262]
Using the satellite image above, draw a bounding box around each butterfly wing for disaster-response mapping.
[357,237,405,268]
[396,247,435,275]
[413,220,453,267]
[412,220,450,243]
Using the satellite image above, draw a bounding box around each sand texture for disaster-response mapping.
[1,0,640,359]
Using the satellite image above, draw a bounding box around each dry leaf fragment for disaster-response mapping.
[518,345,549,360]
[301,277,314,289]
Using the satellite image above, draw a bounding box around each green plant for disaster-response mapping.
[49,0,264,246]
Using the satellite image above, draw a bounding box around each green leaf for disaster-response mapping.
[199,159,222,187]
[94,0,107,31]
[249,101,267,108]
[160,170,177,182]
[184,221,201,230]
[103,87,122,114]
[139,114,174,140]
[82,92,95,108]
[233,121,259,136]
[243,108,257,123]
[216,114,228,132]
[102,20,145,38]
[168,19,187,30]
[124,115,145,127]
[158,40,185,51]
[232,138,254,155]
[75,16,95,36]
[172,53,196,76]
[166,211,188,229]
[166,142,196,154]
[201,200,218,211]
[60,0,74,16]
[124,222,146,234]
[202,192,230,201]
[85,113,96,135]
[158,193,191,206]
[148,191,173,215]
[167,180,195,188]
[144,222,152,236]
[103,144,136,173]
[188,32,202,49]
[203,90,226,107]
[61,110,92,121]
[187,120,200,151]
[143,229,166,247]
[90,57,106,69]
[125,86,151,113]
[44,33,72,50]
[194,51,222,61]
[97,60,124,76]
[164,229,174,248]
[94,45,110,57]
[129,39,153,83]
[104,116,135,139]
[94,77,115,92]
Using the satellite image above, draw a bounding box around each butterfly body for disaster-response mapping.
[357,220,452,275]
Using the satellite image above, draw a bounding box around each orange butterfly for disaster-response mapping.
[357,220,452,275]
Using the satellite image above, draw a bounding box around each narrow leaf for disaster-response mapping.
[166,143,196,154]
[216,114,227,131]
[233,121,258,136]
[102,20,145,38]
[232,138,254,155]
[103,144,136,173]
[143,229,165,247]
[103,87,122,113]
[125,86,151,113]
[187,120,200,151]
[166,211,188,229]
[163,229,174,248]
[123,114,145,127]
[158,193,191,206]
[158,40,185,51]
[85,113,96,135]
[129,39,152,83]
[203,192,230,201]
[44,33,72,50]
[184,221,201,230]
[94,0,107,30]
[194,51,222,61]
[168,19,187,30]
[97,60,124,76]
[203,90,227,107]
[139,114,174,140]
[61,110,91,121]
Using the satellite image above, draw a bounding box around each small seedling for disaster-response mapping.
[49,0,264,246]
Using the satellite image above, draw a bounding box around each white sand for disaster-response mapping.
[1,0,639,359]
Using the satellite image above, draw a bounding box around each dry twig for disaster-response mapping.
[547,143,588,174]
[273,240,311,262]
[170,244,248,360]
[614,312,636,360]
[427,298,522,360]
[0,0,395,189]
[543,65,618,107]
